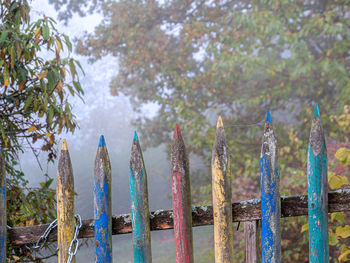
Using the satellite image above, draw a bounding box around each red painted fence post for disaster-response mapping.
[171,124,194,263]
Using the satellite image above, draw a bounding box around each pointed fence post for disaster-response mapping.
[129,132,152,263]
[94,135,112,262]
[0,150,6,263]
[57,139,75,263]
[307,104,328,263]
[260,111,281,263]
[171,124,193,263]
[211,116,233,263]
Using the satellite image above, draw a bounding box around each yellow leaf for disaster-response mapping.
[329,229,338,246]
[26,219,35,226]
[56,39,62,54]
[342,176,350,185]
[335,147,350,165]
[4,78,9,87]
[339,249,350,262]
[49,135,54,145]
[329,174,343,189]
[336,226,350,239]
[331,212,345,222]
[326,50,331,57]
[301,223,308,233]
[27,126,37,133]
[45,132,52,137]
[37,69,48,80]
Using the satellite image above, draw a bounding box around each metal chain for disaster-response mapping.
[67,214,82,263]
[25,219,57,250]
[25,214,82,263]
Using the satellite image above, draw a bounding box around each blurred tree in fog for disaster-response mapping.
[51,0,350,261]
[52,0,350,192]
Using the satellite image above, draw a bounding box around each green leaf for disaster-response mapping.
[63,35,72,52]
[69,59,76,79]
[0,30,8,42]
[42,24,50,40]
[48,107,54,125]
[24,94,33,111]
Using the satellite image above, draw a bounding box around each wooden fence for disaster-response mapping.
[2,103,350,263]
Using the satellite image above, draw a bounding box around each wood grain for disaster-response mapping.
[7,189,350,246]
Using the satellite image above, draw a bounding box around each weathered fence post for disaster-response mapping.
[307,104,328,263]
[57,139,75,263]
[260,111,281,263]
[94,135,112,262]
[244,221,260,263]
[0,150,6,263]
[211,116,233,263]
[129,132,152,263]
[171,124,193,263]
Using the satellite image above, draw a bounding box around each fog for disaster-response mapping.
[16,1,213,262]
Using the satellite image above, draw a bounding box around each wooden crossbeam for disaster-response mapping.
[8,188,350,246]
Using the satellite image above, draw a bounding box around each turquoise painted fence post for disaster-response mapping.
[94,135,112,262]
[171,124,193,263]
[129,132,152,263]
[260,111,281,263]
[307,104,329,263]
[0,150,6,263]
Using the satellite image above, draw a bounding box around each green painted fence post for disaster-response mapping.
[129,132,152,263]
[307,104,329,263]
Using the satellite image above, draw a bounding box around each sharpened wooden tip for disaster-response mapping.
[313,103,320,118]
[309,104,325,156]
[216,116,223,128]
[266,110,272,123]
[98,135,106,147]
[171,125,188,173]
[133,131,139,142]
[130,133,145,179]
[174,124,182,139]
[61,139,68,150]
[212,116,228,166]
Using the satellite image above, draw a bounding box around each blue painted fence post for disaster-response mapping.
[129,132,152,263]
[94,135,112,262]
[260,111,281,263]
[307,104,329,263]
[0,150,6,263]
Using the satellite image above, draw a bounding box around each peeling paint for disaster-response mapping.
[94,136,112,262]
[307,105,328,263]
[212,116,233,263]
[171,124,193,263]
[260,112,281,263]
[57,139,75,263]
[0,151,6,263]
[129,132,152,263]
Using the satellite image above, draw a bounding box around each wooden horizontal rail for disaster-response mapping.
[8,188,350,246]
